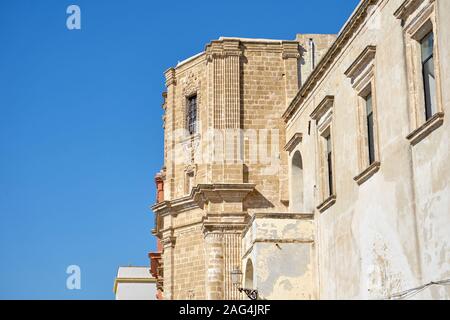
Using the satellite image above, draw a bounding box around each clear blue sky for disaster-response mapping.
[0,0,359,300]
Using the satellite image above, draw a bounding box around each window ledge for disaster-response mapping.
[407,112,444,145]
[354,161,381,185]
[317,195,336,213]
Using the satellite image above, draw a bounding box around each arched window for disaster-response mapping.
[244,259,254,290]
[291,151,304,212]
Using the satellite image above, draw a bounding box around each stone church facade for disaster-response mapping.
[151,0,449,300]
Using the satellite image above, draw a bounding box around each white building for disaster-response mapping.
[114,266,157,300]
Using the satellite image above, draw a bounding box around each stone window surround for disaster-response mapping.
[182,72,201,137]
[396,0,444,146]
[344,45,381,185]
[310,96,337,213]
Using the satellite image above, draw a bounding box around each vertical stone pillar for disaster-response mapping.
[204,231,224,300]
[282,41,300,106]
[161,231,176,300]
[206,40,243,183]
[203,226,244,300]
[223,232,242,300]
[164,68,177,199]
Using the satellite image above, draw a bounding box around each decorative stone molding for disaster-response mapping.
[281,42,301,59]
[164,68,176,87]
[180,71,201,137]
[151,195,198,217]
[184,164,197,175]
[205,39,243,61]
[354,161,381,185]
[192,183,256,210]
[161,235,176,248]
[344,45,376,91]
[394,0,434,22]
[406,112,444,145]
[316,195,337,213]
[284,133,303,153]
[152,183,256,217]
[310,95,334,122]
[182,71,200,97]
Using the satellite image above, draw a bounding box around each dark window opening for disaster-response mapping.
[365,93,375,165]
[420,32,437,121]
[187,95,197,135]
[325,133,333,196]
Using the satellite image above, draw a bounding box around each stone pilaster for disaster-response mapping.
[164,68,177,200]
[282,41,300,106]
[204,231,224,300]
[161,229,176,299]
[203,223,245,300]
[206,40,243,184]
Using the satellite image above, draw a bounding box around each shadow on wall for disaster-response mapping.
[243,189,275,211]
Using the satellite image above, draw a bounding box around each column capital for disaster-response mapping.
[164,68,176,87]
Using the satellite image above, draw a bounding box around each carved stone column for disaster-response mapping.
[160,230,176,300]
[204,231,224,300]
[194,183,255,300]
[164,68,177,199]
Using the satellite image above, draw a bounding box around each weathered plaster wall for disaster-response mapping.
[286,0,449,299]
[411,0,450,299]
[242,215,315,299]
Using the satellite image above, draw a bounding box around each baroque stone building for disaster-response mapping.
[151,0,449,300]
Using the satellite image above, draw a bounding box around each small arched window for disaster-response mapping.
[291,151,304,212]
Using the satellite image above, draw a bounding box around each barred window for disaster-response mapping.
[187,95,197,135]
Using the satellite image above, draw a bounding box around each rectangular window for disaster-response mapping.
[421,32,437,121]
[187,95,197,135]
[325,133,333,196]
[365,93,375,165]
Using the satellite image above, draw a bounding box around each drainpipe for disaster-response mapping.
[309,38,315,70]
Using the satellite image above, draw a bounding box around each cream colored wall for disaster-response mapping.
[242,215,316,299]
[286,0,449,299]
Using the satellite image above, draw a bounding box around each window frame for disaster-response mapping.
[344,45,381,185]
[186,94,198,135]
[420,31,437,121]
[396,0,444,145]
[310,96,336,213]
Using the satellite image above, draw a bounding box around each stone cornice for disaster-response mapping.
[151,183,256,217]
[151,195,198,217]
[281,42,300,59]
[205,39,243,60]
[192,183,256,207]
[201,212,250,235]
[282,0,380,122]
[164,68,176,87]
[284,133,303,152]
[394,0,433,21]
[310,95,334,121]
[344,45,376,79]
